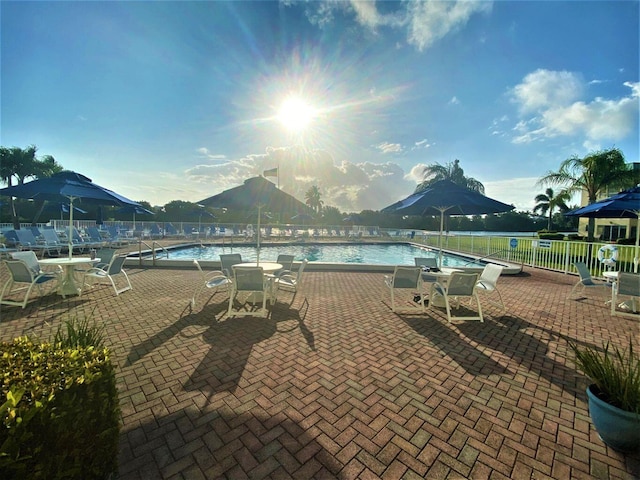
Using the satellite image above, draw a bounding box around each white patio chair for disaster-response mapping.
[611,272,640,318]
[228,266,269,317]
[219,253,243,278]
[384,266,424,313]
[476,263,506,315]
[1,258,59,309]
[80,254,132,296]
[273,259,308,301]
[274,254,295,277]
[569,261,610,299]
[191,259,232,308]
[428,272,483,322]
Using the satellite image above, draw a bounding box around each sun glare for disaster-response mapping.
[277,97,315,133]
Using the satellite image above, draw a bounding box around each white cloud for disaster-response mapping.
[300,1,492,51]
[183,145,416,212]
[376,142,404,154]
[510,71,639,144]
[448,96,460,105]
[406,0,492,51]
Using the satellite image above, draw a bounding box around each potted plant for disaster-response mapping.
[569,340,640,452]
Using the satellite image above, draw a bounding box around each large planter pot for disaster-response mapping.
[586,384,640,453]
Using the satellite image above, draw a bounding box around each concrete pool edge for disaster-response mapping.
[123,241,523,275]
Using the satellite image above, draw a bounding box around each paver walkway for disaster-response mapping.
[1,263,639,479]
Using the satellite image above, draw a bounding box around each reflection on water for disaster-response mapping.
[165,243,485,267]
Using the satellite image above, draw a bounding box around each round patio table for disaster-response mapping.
[40,257,100,296]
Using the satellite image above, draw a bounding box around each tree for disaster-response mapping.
[537,148,631,241]
[0,145,63,228]
[532,188,571,231]
[416,159,484,193]
[304,185,323,213]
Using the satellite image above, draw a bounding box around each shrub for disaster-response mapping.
[0,336,120,479]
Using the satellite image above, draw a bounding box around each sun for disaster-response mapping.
[277,97,316,133]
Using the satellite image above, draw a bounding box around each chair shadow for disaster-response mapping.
[401,313,510,376]
[124,291,315,398]
[455,314,583,399]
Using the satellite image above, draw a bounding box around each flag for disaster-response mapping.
[263,167,278,177]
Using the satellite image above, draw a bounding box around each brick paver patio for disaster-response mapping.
[1,260,639,479]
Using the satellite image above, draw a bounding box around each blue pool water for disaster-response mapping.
[165,243,486,267]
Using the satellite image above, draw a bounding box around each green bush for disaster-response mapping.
[0,337,120,479]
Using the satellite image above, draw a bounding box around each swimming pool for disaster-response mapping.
[163,243,487,268]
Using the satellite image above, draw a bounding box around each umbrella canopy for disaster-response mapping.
[42,201,88,220]
[565,186,640,272]
[199,176,309,262]
[0,171,140,258]
[116,204,155,230]
[199,176,308,214]
[291,213,314,225]
[381,179,514,263]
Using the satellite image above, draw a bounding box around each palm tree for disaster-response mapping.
[533,188,571,231]
[416,159,484,193]
[305,185,323,213]
[537,148,631,241]
[0,145,63,228]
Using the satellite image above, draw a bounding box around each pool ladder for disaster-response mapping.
[138,240,170,266]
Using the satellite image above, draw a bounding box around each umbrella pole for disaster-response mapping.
[634,214,639,273]
[438,210,444,266]
[256,204,262,264]
[68,196,75,259]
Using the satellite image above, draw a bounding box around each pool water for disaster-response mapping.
[165,243,486,268]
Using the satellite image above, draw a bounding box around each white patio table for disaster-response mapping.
[40,257,100,296]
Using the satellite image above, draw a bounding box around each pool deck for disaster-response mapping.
[1,256,639,479]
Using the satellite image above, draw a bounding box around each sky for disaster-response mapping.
[2,0,638,214]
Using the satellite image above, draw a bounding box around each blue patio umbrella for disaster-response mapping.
[381,179,514,263]
[42,201,88,220]
[291,213,313,225]
[116,204,155,230]
[0,170,140,258]
[189,206,216,235]
[565,186,640,272]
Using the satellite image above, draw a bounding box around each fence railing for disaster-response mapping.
[409,234,637,277]
[1,222,636,277]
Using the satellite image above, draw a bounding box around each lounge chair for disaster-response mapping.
[86,227,109,247]
[569,261,609,299]
[428,272,483,322]
[476,263,506,315]
[611,272,640,318]
[0,257,59,309]
[228,266,269,317]
[80,254,132,296]
[384,266,424,313]
[40,228,67,254]
[191,259,232,308]
[71,228,103,251]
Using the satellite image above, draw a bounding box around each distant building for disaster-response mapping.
[577,162,639,241]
